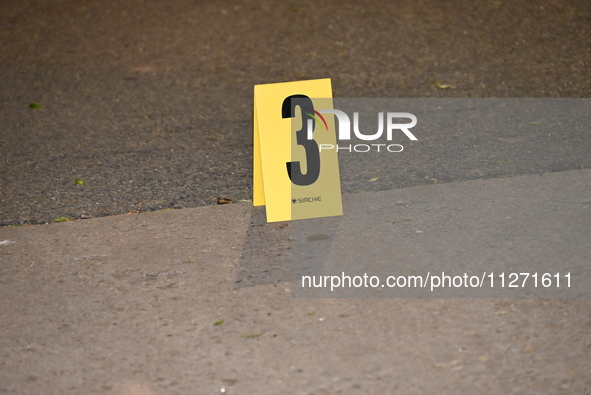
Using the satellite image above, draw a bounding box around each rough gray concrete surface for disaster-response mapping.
[1,171,590,394]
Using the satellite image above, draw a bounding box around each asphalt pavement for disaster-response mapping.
[1,0,590,225]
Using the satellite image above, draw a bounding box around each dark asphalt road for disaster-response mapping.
[1,0,590,226]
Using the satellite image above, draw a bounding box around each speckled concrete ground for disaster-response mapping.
[1,171,590,394]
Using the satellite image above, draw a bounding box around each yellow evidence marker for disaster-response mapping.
[253,78,343,222]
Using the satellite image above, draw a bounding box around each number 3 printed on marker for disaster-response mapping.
[282,95,320,186]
